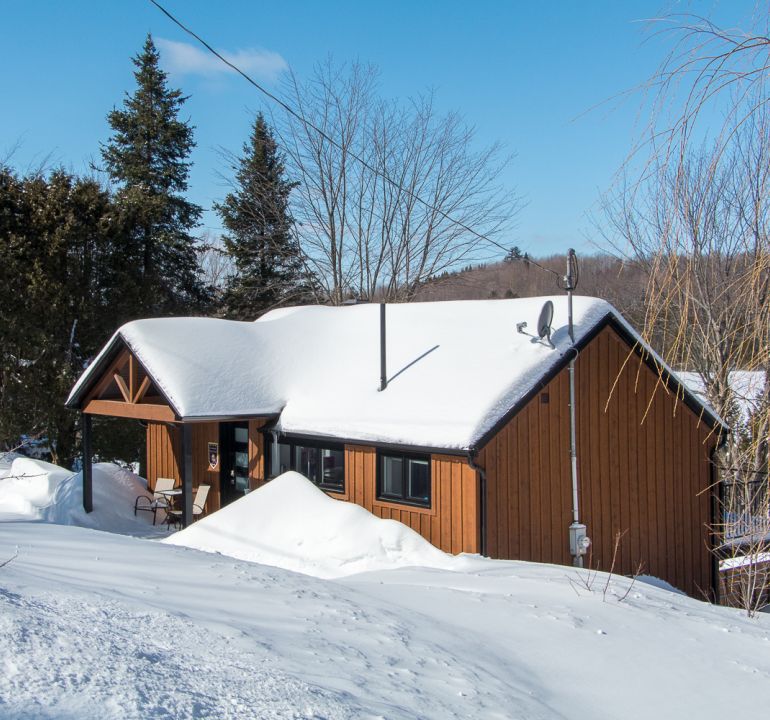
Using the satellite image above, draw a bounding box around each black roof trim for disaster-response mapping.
[182,413,280,424]
[470,312,725,453]
[271,429,469,458]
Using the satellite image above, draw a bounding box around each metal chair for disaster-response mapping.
[165,484,210,530]
[134,476,176,525]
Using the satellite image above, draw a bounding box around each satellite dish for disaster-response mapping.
[537,300,554,342]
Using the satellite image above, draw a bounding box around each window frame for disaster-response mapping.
[267,435,346,494]
[376,450,432,508]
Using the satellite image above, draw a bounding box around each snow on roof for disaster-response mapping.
[68,296,716,450]
[677,370,765,428]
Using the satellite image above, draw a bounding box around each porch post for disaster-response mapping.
[82,413,93,513]
[182,423,193,527]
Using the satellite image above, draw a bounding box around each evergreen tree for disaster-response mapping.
[101,34,207,317]
[0,167,143,467]
[216,113,311,319]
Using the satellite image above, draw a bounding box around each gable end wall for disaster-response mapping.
[478,325,717,598]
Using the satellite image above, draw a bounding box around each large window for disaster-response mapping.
[377,452,431,508]
[270,437,345,493]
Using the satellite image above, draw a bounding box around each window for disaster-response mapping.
[377,452,431,508]
[269,437,345,493]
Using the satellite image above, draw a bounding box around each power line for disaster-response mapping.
[148,0,563,282]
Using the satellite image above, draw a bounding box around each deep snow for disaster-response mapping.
[0,456,166,536]
[2,521,770,719]
[165,471,456,577]
[2,460,769,718]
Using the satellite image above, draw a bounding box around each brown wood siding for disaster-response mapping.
[248,419,267,490]
[145,421,181,492]
[191,422,220,513]
[342,445,479,554]
[479,325,717,598]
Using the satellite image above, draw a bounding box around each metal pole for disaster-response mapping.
[566,248,585,567]
[564,248,575,343]
[379,303,387,391]
[182,424,193,527]
[82,413,93,513]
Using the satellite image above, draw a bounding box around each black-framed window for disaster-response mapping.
[269,436,345,493]
[377,452,431,508]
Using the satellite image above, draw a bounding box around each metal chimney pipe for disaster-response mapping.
[379,303,387,391]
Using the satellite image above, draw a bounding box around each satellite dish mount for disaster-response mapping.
[537,300,554,347]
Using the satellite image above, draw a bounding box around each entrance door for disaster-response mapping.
[219,422,250,506]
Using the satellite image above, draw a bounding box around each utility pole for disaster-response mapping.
[565,248,590,566]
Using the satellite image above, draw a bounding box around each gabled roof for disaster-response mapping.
[67,296,724,451]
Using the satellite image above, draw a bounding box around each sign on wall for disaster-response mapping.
[208,442,219,470]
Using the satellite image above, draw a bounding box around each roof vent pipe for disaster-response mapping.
[379,303,387,391]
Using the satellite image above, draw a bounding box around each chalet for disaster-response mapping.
[66,296,725,599]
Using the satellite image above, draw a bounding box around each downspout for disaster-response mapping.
[467,449,487,557]
[270,429,280,478]
[379,303,387,392]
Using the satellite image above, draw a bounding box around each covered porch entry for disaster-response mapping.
[73,342,271,527]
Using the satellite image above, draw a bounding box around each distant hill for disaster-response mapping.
[416,253,648,330]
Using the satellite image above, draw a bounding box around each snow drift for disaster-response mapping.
[0,456,72,519]
[165,471,456,577]
[0,456,165,536]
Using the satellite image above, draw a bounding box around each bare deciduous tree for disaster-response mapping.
[276,59,518,303]
[602,10,770,614]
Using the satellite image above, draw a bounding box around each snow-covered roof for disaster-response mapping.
[677,371,765,428]
[67,296,721,451]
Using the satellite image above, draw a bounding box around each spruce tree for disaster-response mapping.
[0,167,143,467]
[102,34,207,317]
[216,113,311,319]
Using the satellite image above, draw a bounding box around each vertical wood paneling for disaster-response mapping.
[497,412,509,557]
[508,418,520,559]
[191,422,220,513]
[340,445,478,554]
[478,324,717,598]
[248,419,266,491]
[145,421,181,490]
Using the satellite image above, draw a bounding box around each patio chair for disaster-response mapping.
[165,484,210,530]
[134,476,176,525]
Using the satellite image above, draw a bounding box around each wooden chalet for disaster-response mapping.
[66,297,725,599]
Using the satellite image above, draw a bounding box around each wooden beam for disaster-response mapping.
[129,355,137,401]
[83,399,176,422]
[113,373,131,403]
[134,375,152,403]
[85,348,131,403]
[182,424,193,527]
[82,413,93,513]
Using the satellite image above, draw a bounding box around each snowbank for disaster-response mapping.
[2,521,770,719]
[43,463,167,536]
[0,457,72,519]
[0,457,164,536]
[166,471,455,577]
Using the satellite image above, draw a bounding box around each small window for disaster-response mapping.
[320,447,345,490]
[377,452,431,508]
[294,445,319,480]
[268,437,345,493]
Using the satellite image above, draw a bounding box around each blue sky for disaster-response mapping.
[0,0,755,258]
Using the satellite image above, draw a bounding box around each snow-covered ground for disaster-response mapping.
[2,459,770,718]
[0,455,167,536]
[165,471,456,578]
